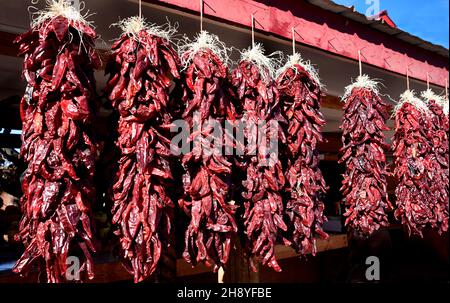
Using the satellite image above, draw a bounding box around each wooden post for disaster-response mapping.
[157,244,177,282]
[223,235,260,282]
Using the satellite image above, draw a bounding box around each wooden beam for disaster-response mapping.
[0,31,18,57]
[322,95,342,110]
[274,234,348,260]
[318,132,342,154]
[0,235,348,281]
[176,234,348,277]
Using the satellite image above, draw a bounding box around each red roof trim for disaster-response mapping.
[370,10,397,28]
[148,0,449,87]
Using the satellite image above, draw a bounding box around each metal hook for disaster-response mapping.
[328,37,337,52]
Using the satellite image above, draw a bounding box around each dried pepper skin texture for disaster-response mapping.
[104,29,181,282]
[276,64,328,256]
[393,100,448,236]
[179,48,238,271]
[426,100,449,234]
[339,84,392,237]
[393,103,432,236]
[14,16,100,282]
[232,60,287,272]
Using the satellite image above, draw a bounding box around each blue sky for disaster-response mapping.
[333,0,449,48]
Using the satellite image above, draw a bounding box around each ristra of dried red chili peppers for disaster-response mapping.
[420,90,448,234]
[392,90,438,236]
[276,53,328,255]
[104,16,181,282]
[340,75,392,237]
[13,1,100,282]
[178,31,238,271]
[231,44,287,272]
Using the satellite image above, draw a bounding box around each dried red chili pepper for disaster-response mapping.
[104,17,181,282]
[276,55,328,255]
[178,32,238,271]
[339,76,392,237]
[392,90,437,236]
[231,46,287,272]
[424,92,449,234]
[13,4,100,282]
[393,90,449,236]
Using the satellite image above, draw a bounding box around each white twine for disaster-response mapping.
[291,27,295,56]
[421,89,449,116]
[178,30,232,70]
[139,0,142,19]
[394,89,429,115]
[111,16,177,43]
[358,50,362,77]
[421,89,444,106]
[199,0,203,32]
[251,14,255,48]
[341,74,381,102]
[31,0,94,29]
[277,52,323,89]
[441,99,449,116]
[239,43,283,82]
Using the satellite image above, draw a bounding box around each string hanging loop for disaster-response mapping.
[251,14,255,48]
[292,27,295,56]
[200,0,203,32]
[358,50,362,77]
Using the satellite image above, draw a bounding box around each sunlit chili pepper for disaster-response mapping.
[339,76,392,237]
[13,4,100,282]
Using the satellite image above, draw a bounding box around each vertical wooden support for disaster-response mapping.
[156,227,177,282]
[157,245,177,282]
[223,235,260,282]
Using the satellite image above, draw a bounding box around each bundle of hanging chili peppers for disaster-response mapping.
[339,76,392,237]
[178,32,238,271]
[13,5,100,282]
[276,55,328,255]
[104,17,181,282]
[393,91,435,236]
[231,47,287,272]
[422,92,449,234]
